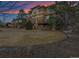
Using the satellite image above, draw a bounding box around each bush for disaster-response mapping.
[47,15,64,31]
[0,24,4,28]
[25,21,33,30]
[55,18,64,30]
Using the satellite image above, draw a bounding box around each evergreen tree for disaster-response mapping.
[0,20,4,27]
[56,2,71,30]
[17,9,27,25]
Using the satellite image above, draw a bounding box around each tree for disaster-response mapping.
[17,9,27,25]
[47,15,56,30]
[28,10,32,14]
[47,3,64,31]
[55,16,64,30]
[47,4,56,30]
[0,20,4,27]
[70,3,79,32]
[56,1,71,30]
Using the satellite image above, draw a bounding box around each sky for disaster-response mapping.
[0,1,55,22]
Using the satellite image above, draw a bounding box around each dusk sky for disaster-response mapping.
[0,1,55,22]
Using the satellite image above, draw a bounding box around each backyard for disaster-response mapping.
[0,28,64,47]
[0,28,79,58]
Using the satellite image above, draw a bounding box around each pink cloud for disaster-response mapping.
[24,9,30,13]
[2,10,19,14]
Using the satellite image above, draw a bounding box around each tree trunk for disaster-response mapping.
[64,12,69,30]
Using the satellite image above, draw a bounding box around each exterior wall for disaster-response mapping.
[31,6,47,24]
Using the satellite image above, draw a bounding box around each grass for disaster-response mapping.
[0,29,64,47]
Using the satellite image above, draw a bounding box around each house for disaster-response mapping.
[31,5,57,30]
[31,6,49,30]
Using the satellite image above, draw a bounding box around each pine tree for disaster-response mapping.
[17,9,27,25]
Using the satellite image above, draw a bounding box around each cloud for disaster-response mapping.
[2,1,55,14]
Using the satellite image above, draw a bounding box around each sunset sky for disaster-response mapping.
[0,1,55,22]
[0,1,55,14]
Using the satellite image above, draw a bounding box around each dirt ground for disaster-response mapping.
[0,28,79,58]
[0,28,64,47]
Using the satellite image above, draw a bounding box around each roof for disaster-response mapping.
[31,5,47,10]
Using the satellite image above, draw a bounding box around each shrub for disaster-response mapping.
[25,20,33,30]
[55,18,64,30]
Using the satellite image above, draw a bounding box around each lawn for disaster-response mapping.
[0,28,64,47]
